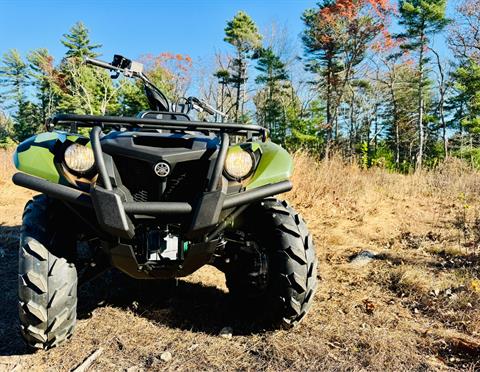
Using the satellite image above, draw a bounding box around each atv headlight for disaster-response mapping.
[64,143,95,173]
[224,148,254,180]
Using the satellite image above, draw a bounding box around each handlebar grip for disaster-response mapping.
[189,97,215,115]
[202,104,216,115]
[84,57,117,70]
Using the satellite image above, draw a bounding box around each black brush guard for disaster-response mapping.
[12,114,292,239]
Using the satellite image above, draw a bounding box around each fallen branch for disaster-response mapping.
[71,348,104,372]
[448,335,480,355]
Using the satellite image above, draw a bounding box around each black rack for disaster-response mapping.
[48,113,268,140]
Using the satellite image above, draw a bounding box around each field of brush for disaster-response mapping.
[0,149,479,371]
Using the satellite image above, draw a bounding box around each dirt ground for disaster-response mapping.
[0,152,479,371]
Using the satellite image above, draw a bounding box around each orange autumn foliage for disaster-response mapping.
[320,0,392,21]
[318,0,394,51]
[141,52,193,75]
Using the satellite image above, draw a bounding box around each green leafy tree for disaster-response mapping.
[117,79,149,116]
[57,58,121,115]
[285,99,324,151]
[0,109,15,147]
[224,11,262,122]
[58,23,121,115]
[61,22,101,59]
[140,53,193,102]
[397,0,449,168]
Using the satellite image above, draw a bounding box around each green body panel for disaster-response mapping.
[229,140,293,190]
[14,130,291,190]
[13,131,87,183]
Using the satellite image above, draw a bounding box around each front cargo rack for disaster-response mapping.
[48,113,268,140]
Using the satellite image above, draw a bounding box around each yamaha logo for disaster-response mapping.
[154,162,170,177]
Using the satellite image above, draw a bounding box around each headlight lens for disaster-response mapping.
[224,149,254,180]
[64,143,95,173]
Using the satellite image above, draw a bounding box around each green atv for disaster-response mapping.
[12,55,317,349]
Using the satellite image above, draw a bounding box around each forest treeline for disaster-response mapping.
[1,0,480,171]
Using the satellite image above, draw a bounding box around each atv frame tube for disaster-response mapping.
[12,172,92,208]
[208,132,229,192]
[90,126,112,190]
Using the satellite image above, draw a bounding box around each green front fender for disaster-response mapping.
[241,141,293,190]
[13,131,88,184]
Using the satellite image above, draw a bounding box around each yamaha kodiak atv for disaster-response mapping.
[12,55,318,349]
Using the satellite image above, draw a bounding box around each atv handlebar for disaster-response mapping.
[84,55,170,111]
[84,57,119,71]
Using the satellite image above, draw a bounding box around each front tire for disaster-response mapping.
[224,199,318,328]
[18,195,78,349]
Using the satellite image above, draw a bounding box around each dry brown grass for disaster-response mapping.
[0,150,479,371]
[0,148,14,185]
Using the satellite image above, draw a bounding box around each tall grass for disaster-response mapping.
[2,147,480,205]
[0,149,14,185]
[289,152,480,214]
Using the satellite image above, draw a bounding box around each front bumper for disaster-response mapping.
[12,172,292,238]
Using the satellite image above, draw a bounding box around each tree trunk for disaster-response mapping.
[395,122,400,166]
[349,88,355,156]
[235,52,243,123]
[431,47,448,158]
[416,31,426,170]
[325,59,333,159]
[388,68,400,167]
[220,81,225,122]
[442,106,448,157]
[374,102,378,154]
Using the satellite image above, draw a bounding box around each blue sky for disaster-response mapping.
[0,0,318,62]
[0,0,455,67]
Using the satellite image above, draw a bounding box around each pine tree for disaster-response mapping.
[58,23,119,115]
[224,11,262,122]
[0,109,14,147]
[61,22,101,59]
[0,49,42,140]
[57,58,119,115]
[382,62,420,169]
[302,0,387,155]
[15,100,40,141]
[27,48,59,122]
[451,59,480,133]
[0,49,29,110]
[286,99,324,152]
[302,4,343,147]
[253,47,289,142]
[397,0,449,168]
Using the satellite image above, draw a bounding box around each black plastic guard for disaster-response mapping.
[91,186,135,239]
[189,190,225,232]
